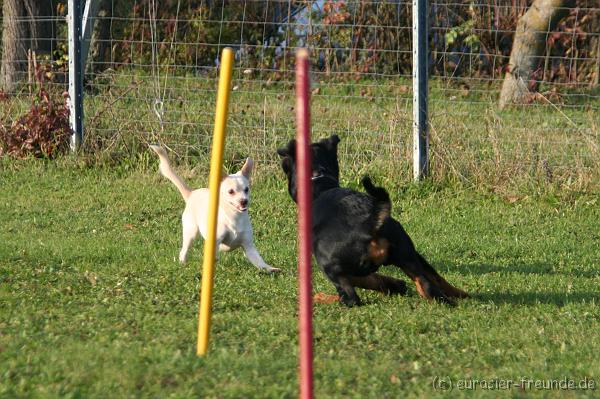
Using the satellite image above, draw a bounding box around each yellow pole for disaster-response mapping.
[197,47,234,356]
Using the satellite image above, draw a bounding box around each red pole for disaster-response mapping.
[295,48,314,399]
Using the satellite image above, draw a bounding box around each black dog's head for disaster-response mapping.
[277,134,341,202]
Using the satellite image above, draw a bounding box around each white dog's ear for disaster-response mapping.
[240,157,254,179]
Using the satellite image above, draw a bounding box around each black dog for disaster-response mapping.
[277,134,468,306]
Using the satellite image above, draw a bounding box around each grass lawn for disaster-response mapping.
[1,159,599,398]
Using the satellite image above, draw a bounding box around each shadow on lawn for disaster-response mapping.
[458,262,600,279]
[378,262,598,307]
[474,290,597,306]
[454,262,598,306]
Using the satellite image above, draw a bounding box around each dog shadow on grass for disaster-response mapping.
[474,290,598,306]
[457,262,598,306]
[459,262,599,279]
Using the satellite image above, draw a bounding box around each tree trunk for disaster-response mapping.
[92,0,113,73]
[1,0,56,93]
[23,0,55,56]
[498,0,575,108]
[1,0,27,93]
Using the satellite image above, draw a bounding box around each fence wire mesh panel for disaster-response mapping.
[0,1,598,191]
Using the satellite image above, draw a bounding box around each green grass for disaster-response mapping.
[1,159,599,398]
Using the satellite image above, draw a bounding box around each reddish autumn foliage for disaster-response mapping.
[0,68,72,159]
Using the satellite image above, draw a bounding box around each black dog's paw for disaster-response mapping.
[389,279,408,296]
[340,294,362,307]
[417,277,456,306]
[433,294,457,307]
[427,285,456,307]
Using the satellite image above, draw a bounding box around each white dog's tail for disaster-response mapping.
[149,145,192,201]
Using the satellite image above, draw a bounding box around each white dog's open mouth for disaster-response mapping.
[229,202,248,212]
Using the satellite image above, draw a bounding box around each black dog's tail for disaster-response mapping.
[361,176,391,232]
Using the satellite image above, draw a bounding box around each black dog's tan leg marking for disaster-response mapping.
[417,254,469,298]
[414,276,428,299]
[367,238,389,264]
[428,272,469,298]
[394,259,455,306]
[349,273,407,296]
[412,274,455,306]
[384,234,461,305]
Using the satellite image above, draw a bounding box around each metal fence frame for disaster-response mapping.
[66,0,430,181]
[52,0,599,188]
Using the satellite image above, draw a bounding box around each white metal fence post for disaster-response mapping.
[68,0,84,150]
[412,0,429,181]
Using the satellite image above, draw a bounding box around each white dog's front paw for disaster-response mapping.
[264,266,281,273]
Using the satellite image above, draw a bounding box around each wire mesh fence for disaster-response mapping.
[1,0,599,191]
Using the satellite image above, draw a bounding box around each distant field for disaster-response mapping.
[1,159,599,398]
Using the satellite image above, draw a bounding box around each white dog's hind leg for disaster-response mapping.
[179,217,198,263]
[242,243,280,273]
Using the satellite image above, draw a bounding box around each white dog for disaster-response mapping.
[150,145,279,273]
